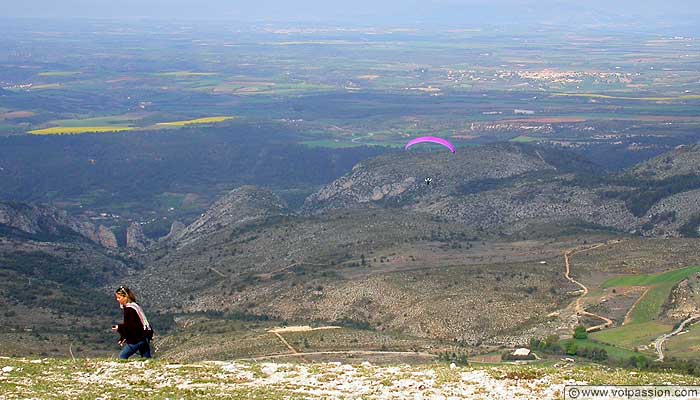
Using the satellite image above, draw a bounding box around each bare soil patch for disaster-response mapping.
[0,111,35,120]
[585,287,647,326]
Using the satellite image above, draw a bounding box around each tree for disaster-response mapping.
[592,348,608,362]
[573,325,588,340]
[566,341,578,356]
[457,353,469,366]
[628,355,649,369]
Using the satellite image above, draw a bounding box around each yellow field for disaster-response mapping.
[553,93,700,101]
[37,71,80,77]
[29,126,134,135]
[155,116,235,126]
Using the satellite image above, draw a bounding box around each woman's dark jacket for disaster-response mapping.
[117,306,146,344]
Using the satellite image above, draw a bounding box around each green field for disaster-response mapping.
[235,83,335,95]
[603,266,700,287]
[48,115,140,128]
[665,323,700,360]
[553,93,700,102]
[590,321,671,350]
[301,140,367,148]
[628,283,678,324]
[559,338,648,361]
[603,266,700,324]
[510,136,543,143]
[0,124,18,132]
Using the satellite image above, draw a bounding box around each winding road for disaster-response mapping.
[562,240,700,362]
[653,315,700,361]
[563,242,616,332]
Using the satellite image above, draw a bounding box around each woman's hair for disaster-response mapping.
[115,286,137,303]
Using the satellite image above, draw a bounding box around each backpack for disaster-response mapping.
[126,302,154,340]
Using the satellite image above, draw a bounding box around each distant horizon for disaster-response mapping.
[3,0,699,32]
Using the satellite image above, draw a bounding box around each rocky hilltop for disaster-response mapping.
[630,144,700,180]
[302,143,700,237]
[302,143,573,213]
[165,185,288,248]
[0,201,117,248]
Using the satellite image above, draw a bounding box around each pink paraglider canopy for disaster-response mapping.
[404,136,456,153]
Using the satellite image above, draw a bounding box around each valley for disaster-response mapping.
[1,16,700,393]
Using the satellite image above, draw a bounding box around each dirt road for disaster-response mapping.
[564,242,616,332]
[653,315,700,361]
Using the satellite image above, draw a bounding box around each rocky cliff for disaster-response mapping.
[166,185,288,248]
[0,201,116,248]
[661,274,700,322]
[126,221,150,251]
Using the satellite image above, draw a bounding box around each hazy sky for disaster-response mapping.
[4,0,700,28]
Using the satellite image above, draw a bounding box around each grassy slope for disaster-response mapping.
[603,266,700,324]
[581,266,700,352]
[559,338,647,361]
[590,322,671,351]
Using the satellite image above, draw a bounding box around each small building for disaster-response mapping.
[513,348,531,357]
[504,347,536,361]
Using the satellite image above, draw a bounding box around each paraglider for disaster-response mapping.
[404,136,456,153]
[424,177,432,185]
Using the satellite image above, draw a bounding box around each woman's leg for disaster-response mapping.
[119,343,139,359]
[139,340,152,359]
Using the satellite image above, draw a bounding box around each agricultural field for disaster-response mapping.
[155,116,235,126]
[37,71,81,77]
[558,338,648,361]
[156,71,219,78]
[564,242,700,358]
[602,266,700,324]
[0,19,698,153]
[25,114,237,134]
[29,126,134,135]
[590,322,671,351]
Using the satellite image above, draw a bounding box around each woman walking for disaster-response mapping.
[111,286,153,360]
